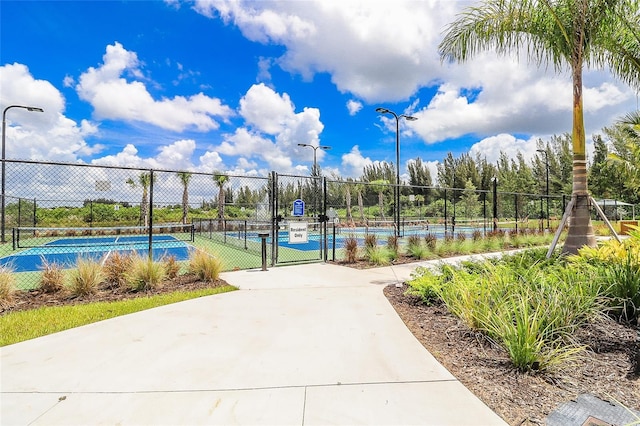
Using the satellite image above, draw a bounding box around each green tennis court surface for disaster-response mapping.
[0,235,193,273]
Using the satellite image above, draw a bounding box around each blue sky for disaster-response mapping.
[1,0,638,182]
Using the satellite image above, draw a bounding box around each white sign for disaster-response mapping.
[288,222,308,244]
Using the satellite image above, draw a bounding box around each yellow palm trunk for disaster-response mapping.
[563,67,596,254]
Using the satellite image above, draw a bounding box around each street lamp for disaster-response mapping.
[297,143,331,217]
[536,149,550,230]
[375,107,417,238]
[2,105,44,243]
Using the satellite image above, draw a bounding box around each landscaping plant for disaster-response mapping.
[189,250,223,282]
[102,251,133,289]
[0,266,16,308]
[125,255,166,292]
[407,249,602,372]
[343,235,359,263]
[67,257,104,297]
[38,260,65,293]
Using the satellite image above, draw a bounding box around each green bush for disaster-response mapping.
[67,257,104,297]
[39,260,65,293]
[407,250,602,372]
[569,229,640,322]
[0,266,17,308]
[189,250,223,282]
[126,255,166,292]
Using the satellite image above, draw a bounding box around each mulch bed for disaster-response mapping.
[384,283,640,425]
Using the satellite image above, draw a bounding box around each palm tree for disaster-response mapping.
[345,180,354,226]
[126,172,152,227]
[369,179,390,222]
[608,111,640,194]
[213,172,229,230]
[177,172,192,225]
[439,0,640,254]
[354,182,366,224]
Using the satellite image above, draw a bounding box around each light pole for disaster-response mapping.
[375,107,417,238]
[297,143,331,218]
[2,105,44,243]
[536,149,550,230]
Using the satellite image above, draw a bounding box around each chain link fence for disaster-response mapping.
[2,158,636,291]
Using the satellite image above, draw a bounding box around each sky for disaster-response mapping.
[1,0,638,184]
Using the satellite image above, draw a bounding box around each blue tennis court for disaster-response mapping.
[0,235,194,273]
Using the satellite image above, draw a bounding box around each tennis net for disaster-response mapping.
[13,223,195,249]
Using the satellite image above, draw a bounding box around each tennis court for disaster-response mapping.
[0,234,194,273]
[230,223,490,253]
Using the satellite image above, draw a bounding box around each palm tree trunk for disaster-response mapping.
[345,186,353,225]
[217,189,225,231]
[563,65,596,255]
[141,188,149,228]
[182,187,188,225]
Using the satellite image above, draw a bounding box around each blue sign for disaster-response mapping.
[293,199,305,216]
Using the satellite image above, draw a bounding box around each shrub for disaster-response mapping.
[570,231,640,322]
[126,255,166,292]
[406,266,445,304]
[0,267,16,307]
[364,234,377,251]
[163,255,181,280]
[424,233,437,251]
[407,243,431,260]
[39,259,65,293]
[413,251,602,372]
[365,247,392,266]
[472,230,483,242]
[343,235,359,263]
[407,234,421,250]
[189,250,223,282]
[386,235,399,255]
[102,252,133,289]
[67,257,104,297]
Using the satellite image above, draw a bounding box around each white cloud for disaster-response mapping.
[76,42,234,132]
[193,0,636,148]
[0,63,101,162]
[341,145,373,178]
[194,0,450,102]
[347,99,362,116]
[224,84,325,172]
[469,134,539,164]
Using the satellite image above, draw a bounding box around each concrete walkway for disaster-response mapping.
[1,260,507,425]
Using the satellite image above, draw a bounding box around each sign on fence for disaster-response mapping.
[293,199,305,216]
[289,222,308,244]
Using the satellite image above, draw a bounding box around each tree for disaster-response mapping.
[213,172,229,230]
[176,172,192,225]
[407,157,433,201]
[126,172,152,227]
[440,0,640,254]
[608,111,640,200]
[354,182,366,222]
[460,179,481,219]
[368,179,390,221]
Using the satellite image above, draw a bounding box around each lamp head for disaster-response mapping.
[375,107,390,114]
[403,115,418,121]
[27,107,44,113]
[319,145,331,151]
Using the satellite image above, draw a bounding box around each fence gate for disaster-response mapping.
[270,172,328,265]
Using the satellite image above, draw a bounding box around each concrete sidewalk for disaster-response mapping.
[1,262,507,425]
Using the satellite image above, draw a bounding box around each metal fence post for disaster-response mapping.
[148,169,154,261]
